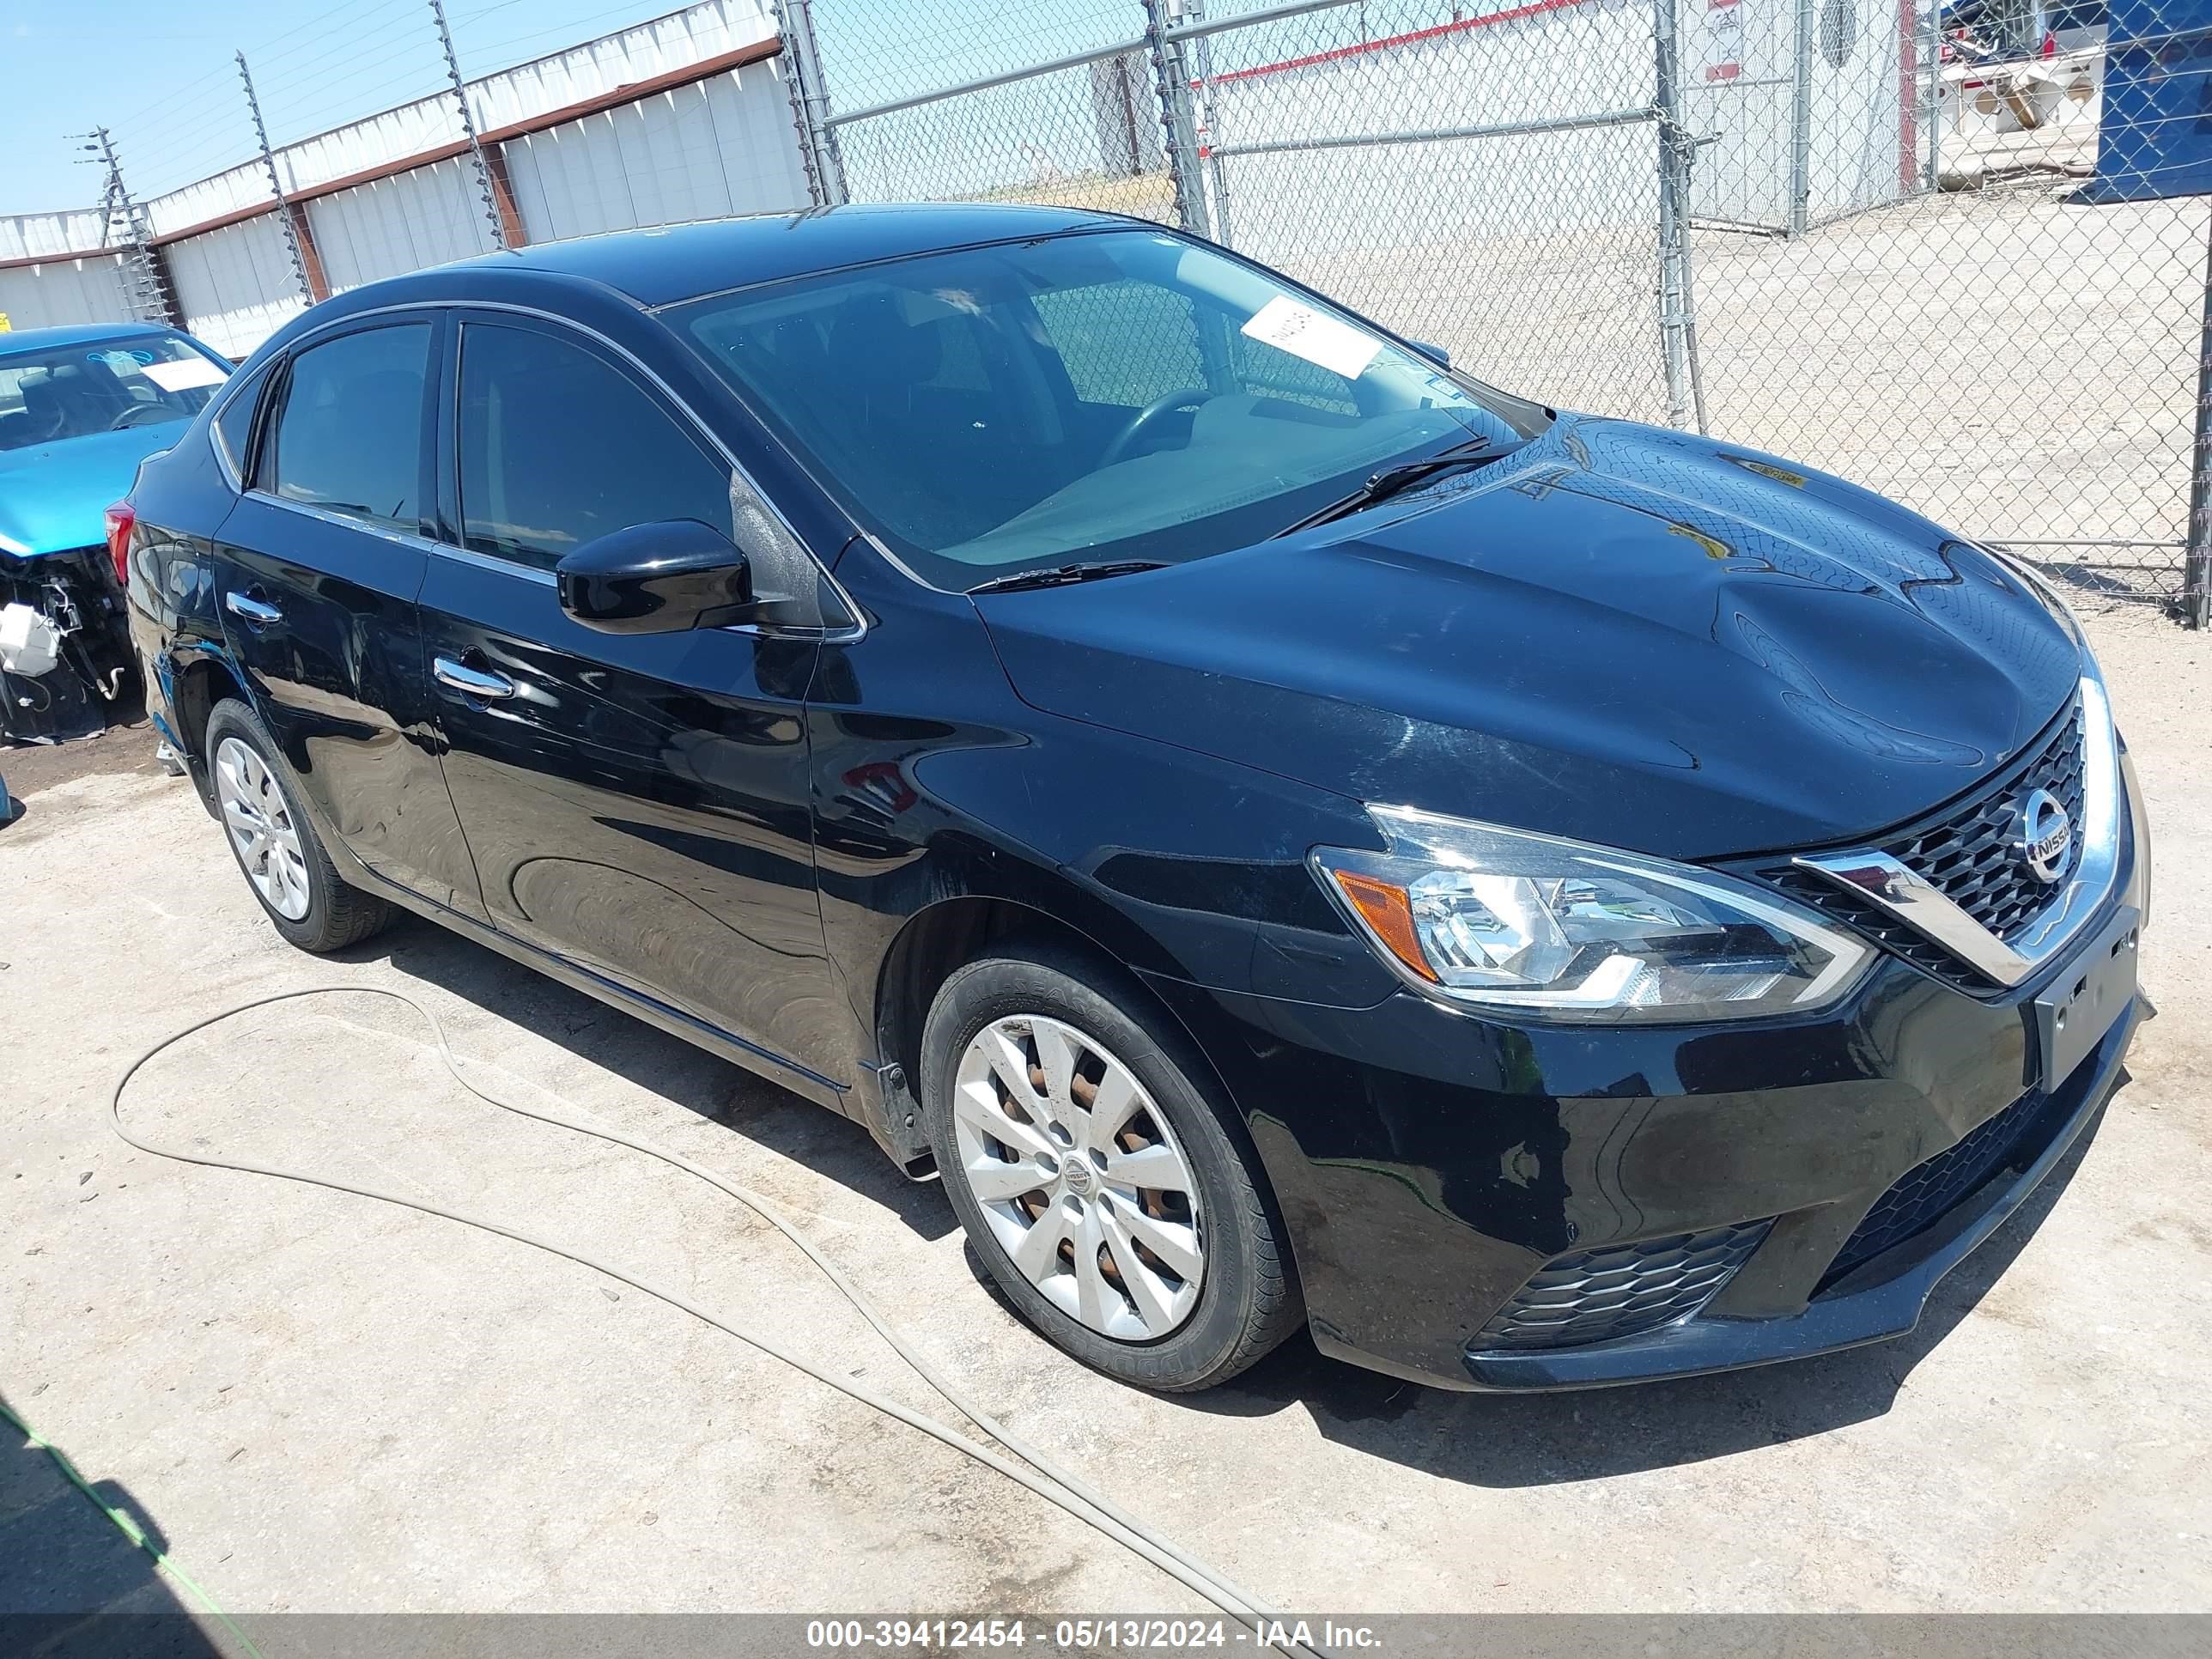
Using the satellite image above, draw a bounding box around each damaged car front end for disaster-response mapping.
[0,322,230,744]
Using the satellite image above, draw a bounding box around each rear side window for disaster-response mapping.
[266,324,431,533]
[456,321,733,573]
[214,362,272,479]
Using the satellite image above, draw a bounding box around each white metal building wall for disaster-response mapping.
[161,214,310,360]
[0,256,133,331]
[307,158,503,295]
[501,60,809,241]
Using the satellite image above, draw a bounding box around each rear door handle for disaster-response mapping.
[433,655,517,701]
[224,590,283,626]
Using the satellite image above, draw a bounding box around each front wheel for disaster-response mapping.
[921,942,1299,1391]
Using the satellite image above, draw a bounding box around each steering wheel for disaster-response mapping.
[109,404,176,431]
[1099,387,1214,469]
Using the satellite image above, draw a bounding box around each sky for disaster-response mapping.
[0,0,733,214]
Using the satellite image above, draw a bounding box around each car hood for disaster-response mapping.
[975,416,2085,860]
[0,422,189,557]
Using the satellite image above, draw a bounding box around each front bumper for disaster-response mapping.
[1140,758,2148,1392]
[1459,988,2135,1389]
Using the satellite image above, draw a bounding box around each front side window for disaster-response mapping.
[0,331,229,453]
[456,321,735,573]
[266,324,431,533]
[672,228,1545,590]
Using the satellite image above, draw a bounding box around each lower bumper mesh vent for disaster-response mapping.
[1822,1091,2047,1285]
[1474,1220,1772,1352]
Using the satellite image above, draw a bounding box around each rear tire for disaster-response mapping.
[921,940,1299,1391]
[204,698,394,953]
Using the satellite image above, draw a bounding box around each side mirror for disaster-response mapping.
[556,520,752,635]
[1405,338,1451,368]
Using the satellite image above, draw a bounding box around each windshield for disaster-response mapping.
[670,229,1546,591]
[0,332,229,453]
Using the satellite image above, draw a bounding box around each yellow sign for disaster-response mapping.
[0,313,11,332]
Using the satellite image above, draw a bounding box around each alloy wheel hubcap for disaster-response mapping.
[214,737,312,921]
[951,1014,1205,1340]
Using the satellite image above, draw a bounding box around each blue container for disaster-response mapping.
[2080,0,2212,202]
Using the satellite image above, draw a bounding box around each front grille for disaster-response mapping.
[1473,1220,1771,1352]
[1760,695,2086,990]
[1821,1091,2047,1285]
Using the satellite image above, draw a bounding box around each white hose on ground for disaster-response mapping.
[109,984,1328,1657]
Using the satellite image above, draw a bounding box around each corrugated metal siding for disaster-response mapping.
[165,215,309,360]
[470,0,777,132]
[2,210,114,264]
[502,61,808,240]
[308,158,501,294]
[3,1,797,356]
[264,0,778,200]
[147,162,286,240]
[0,256,134,331]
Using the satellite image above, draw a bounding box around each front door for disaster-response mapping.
[215,313,485,921]
[416,313,842,1091]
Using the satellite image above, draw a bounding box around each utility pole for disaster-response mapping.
[428,0,507,249]
[238,52,315,306]
[77,128,175,326]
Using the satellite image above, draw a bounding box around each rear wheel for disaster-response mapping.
[204,699,394,953]
[921,942,1299,1391]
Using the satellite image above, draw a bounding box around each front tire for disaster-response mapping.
[921,942,1299,1391]
[204,699,394,953]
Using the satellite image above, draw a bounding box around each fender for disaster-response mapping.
[804,566,1400,1175]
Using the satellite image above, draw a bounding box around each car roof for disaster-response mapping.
[436,202,1133,308]
[0,319,183,356]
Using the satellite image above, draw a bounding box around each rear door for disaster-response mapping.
[214,313,485,920]
[416,312,842,1090]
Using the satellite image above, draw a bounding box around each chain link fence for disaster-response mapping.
[787,0,2212,622]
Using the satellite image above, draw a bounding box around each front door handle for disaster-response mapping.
[433,655,517,701]
[224,590,283,626]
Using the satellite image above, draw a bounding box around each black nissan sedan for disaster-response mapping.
[118,204,2148,1394]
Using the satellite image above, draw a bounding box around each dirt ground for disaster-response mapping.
[2,604,2208,1632]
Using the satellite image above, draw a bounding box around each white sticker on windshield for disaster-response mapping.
[1239,297,1382,382]
[143,357,227,392]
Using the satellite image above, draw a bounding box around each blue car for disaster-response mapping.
[0,320,232,742]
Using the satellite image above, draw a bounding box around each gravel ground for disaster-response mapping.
[2,604,2208,1632]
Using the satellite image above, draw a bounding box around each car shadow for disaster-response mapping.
[1,1388,230,1653]
[337,913,958,1243]
[343,912,2114,1486]
[1177,1096,2116,1486]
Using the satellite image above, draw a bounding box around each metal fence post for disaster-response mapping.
[1787,0,1814,236]
[1653,0,1707,434]
[1183,0,1235,246]
[2186,215,2212,629]
[776,0,848,207]
[1143,0,1213,240]
[238,53,315,307]
[82,128,175,327]
[428,0,507,249]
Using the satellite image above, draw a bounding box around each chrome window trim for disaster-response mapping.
[1794,672,2122,989]
[241,489,488,568]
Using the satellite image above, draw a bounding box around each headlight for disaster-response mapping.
[1311,806,1873,1023]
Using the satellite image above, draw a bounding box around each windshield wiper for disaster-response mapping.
[1268,435,1497,539]
[968,560,1167,594]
